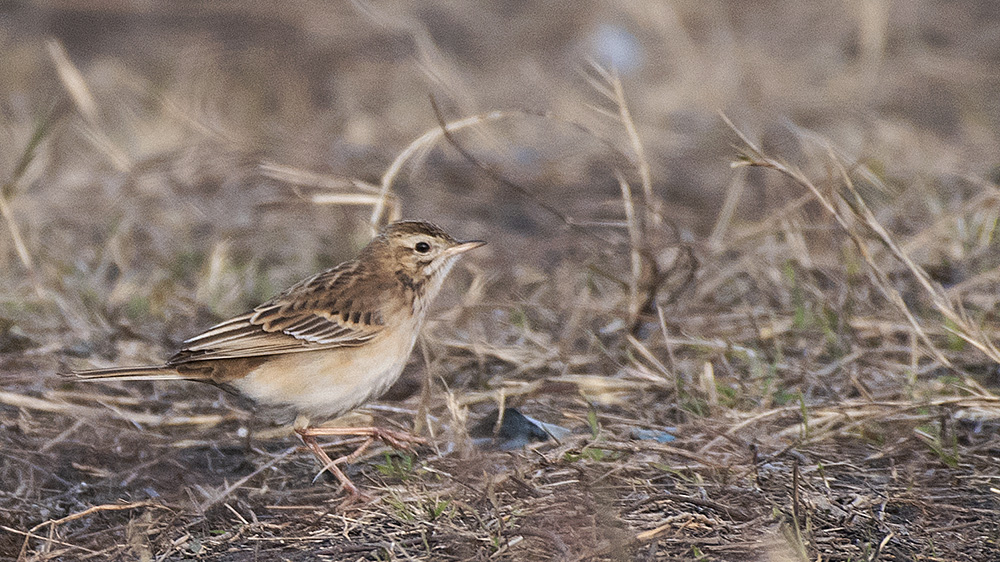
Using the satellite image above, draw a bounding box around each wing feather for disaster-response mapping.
[168,259,396,365]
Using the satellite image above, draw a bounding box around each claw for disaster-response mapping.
[295,425,425,505]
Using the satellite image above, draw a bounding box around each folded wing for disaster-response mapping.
[169,261,392,364]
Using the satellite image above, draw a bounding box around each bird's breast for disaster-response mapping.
[229,319,420,421]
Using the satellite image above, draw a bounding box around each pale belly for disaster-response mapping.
[228,325,418,421]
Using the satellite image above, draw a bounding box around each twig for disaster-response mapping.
[426,97,613,247]
[372,106,526,230]
[18,501,168,560]
[196,445,300,513]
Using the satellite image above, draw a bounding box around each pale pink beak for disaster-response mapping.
[442,240,486,258]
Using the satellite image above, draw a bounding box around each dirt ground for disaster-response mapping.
[2,1,1000,560]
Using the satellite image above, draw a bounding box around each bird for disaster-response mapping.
[71,220,484,501]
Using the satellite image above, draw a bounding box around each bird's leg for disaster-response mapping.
[294,425,426,504]
[294,428,367,503]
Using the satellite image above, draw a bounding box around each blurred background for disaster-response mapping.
[3,1,1000,559]
[1,1,999,346]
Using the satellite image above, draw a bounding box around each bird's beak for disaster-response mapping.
[442,240,486,258]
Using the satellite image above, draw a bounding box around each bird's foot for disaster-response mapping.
[295,425,425,505]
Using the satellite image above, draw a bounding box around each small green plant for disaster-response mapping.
[383,495,416,521]
[375,451,416,480]
[716,383,738,407]
[426,498,452,521]
[818,303,845,356]
[681,396,709,417]
[915,427,959,467]
[587,406,600,439]
[652,463,694,482]
[169,249,205,281]
[510,306,529,329]
[772,387,800,406]
[124,294,151,320]
[564,446,619,462]
[944,318,966,351]
[489,534,503,553]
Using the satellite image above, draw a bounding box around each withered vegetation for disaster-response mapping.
[1,2,999,560]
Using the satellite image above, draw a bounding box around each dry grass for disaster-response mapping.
[2,1,1000,560]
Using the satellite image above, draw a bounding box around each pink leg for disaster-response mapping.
[295,428,367,503]
[294,426,426,505]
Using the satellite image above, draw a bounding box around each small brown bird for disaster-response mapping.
[72,220,484,500]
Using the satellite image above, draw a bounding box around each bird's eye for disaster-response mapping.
[414,241,431,254]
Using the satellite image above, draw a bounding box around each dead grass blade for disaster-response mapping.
[1,104,58,297]
[17,501,170,560]
[724,114,1000,386]
[371,107,525,230]
[0,390,230,427]
[588,61,661,228]
[616,170,643,323]
[46,38,130,171]
[260,161,401,218]
[45,39,98,125]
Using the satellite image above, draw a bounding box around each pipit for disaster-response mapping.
[72,220,484,500]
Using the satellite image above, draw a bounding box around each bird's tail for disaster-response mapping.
[69,365,185,381]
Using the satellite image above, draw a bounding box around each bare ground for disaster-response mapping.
[2,1,1000,560]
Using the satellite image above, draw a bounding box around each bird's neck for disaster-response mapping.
[396,258,458,318]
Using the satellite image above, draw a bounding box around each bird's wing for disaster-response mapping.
[169,260,396,363]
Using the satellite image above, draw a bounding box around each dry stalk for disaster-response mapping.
[259,161,402,223]
[372,107,527,230]
[616,170,643,324]
[1,100,57,298]
[47,38,130,171]
[586,62,661,228]
[0,389,231,427]
[0,191,35,282]
[724,114,1000,386]
[17,501,170,560]
[424,87,695,335]
[586,62,678,331]
[838,159,1000,364]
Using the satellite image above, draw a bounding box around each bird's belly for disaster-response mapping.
[229,328,417,420]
